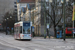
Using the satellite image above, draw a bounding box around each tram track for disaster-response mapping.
[0,34,75,50]
[0,36,53,50]
[0,37,24,50]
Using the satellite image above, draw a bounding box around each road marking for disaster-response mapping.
[35,49,40,50]
[21,49,25,50]
[0,36,25,50]
[49,48,55,50]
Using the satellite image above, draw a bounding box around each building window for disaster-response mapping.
[14,5,17,8]
[14,2,17,4]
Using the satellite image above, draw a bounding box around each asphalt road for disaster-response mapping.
[0,32,75,50]
[0,44,20,50]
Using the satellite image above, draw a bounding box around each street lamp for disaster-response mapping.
[43,0,52,39]
[38,1,40,36]
[5,16,13,35]
[46,0,51,38]
[10,16,12,18]
[61,0,69,41]
[7,18,9,20]
[73,0,75,38]
[32,8,36,25]
[43,0,46,39]
[5,19,7,35]
[5,18,9,35]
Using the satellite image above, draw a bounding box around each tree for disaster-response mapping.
[41,0,73,37]
[2,12,15,28]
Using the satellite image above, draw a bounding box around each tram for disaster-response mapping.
[14,21,32,40]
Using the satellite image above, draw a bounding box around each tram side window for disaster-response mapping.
[17,27,20,34]
[16,27,18,33]
[20,26,22,33]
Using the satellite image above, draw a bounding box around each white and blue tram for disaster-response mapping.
[14,21,32,40]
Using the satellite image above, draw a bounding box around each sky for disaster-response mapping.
[0,0,15,20]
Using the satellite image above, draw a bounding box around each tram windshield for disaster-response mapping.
[23,23,30,34]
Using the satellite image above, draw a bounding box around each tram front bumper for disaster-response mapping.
[20,34,32,39]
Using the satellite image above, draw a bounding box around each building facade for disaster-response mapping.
[16,0,73,36]
[16,0,35,21]
[40,0,73,36]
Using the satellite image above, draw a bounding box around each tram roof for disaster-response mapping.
[14,21,31,25]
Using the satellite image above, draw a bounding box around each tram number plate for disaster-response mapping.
[25,35,28,36]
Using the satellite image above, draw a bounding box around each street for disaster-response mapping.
[0,44,19,50]
[0,32,75,50]
[0,0,74,50]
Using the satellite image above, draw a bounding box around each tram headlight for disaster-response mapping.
[22,35,24,37]
[29,35,31,37]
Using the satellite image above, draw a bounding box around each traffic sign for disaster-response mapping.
[47,24,49,28]
[32,26,34,32]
